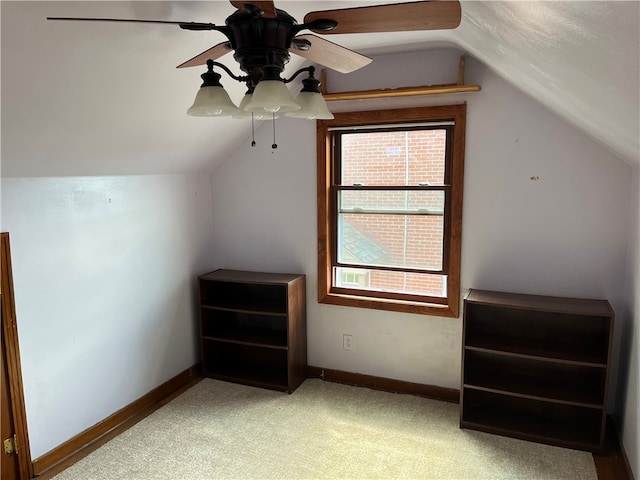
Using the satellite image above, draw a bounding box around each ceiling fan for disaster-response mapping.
[48,1,461,74]
[47,1,462,138]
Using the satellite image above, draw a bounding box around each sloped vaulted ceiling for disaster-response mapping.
[1,1,638,177]
[457,1,639,166]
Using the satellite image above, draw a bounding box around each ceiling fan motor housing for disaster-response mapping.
[226,8,297,85]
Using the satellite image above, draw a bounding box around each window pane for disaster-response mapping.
[334,267,447,298]
[338,190,444,271]
[341,129,447,186]
[338,216,444,271]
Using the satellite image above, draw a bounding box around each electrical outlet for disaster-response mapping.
[343,334,353,351]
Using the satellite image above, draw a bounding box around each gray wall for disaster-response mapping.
[620,164,639,478]
[1,174,214,458]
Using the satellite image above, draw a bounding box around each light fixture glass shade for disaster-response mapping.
[233,94,279,119]
[187,86,240,117]
[243,80,300,113]
[286,91,334,119]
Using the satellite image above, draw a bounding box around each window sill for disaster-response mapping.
[319,291,459,318]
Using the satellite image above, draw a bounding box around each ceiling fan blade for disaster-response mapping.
[229,1,277,18]
[303,1,461,34]
[46,17,219,31]
[177,42,233,69]
[291,35,372,74]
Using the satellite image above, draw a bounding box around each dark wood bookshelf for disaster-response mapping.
[460,289,614,452]
[198,269,307,393]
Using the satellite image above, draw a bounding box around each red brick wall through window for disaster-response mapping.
[340,130,447,296]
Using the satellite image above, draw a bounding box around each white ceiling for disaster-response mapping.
[1,1,638,177]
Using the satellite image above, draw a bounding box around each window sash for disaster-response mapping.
[331,180,451,277]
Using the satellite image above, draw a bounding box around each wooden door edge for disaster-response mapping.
[1,232,34,479]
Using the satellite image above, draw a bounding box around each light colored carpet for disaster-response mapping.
[53,378,597,479]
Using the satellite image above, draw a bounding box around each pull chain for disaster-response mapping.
[271,113,277,149]
[251,113,256,147]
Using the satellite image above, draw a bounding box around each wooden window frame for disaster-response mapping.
[317,104,466,317]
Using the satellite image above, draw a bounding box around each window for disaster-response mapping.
[317,105,466,317]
